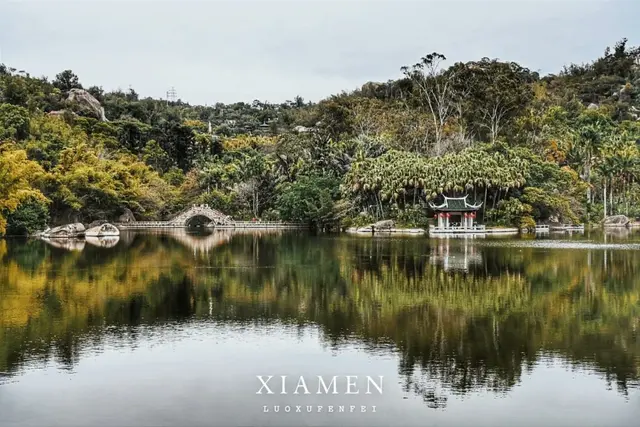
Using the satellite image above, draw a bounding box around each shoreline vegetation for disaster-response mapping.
[1,39,640,237]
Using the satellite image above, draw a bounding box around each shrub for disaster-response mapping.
[5,198,49,236]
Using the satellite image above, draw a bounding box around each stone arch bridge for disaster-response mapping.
[115,204,305,230]
[168,205,232,227]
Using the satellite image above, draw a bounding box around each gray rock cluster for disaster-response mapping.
[602,214,630,227]
[41,223,86,238]
[47,89,108,121]
[67,89,108,121]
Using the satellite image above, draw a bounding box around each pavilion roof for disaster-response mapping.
[428,195,482,212]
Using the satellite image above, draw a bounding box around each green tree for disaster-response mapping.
[52,70,82,92]
[450,58,536,142]
[0,103,30,140]
[276,174,340,226]
[0,145,48,235]
[401,52,457,152]
[5,198,49,235]
[142,139,173,173]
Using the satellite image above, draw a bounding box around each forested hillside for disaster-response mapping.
[1,39,639,234]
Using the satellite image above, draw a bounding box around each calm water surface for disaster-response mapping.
[1,229,639,427]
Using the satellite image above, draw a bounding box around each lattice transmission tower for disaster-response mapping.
[166,87,177,104]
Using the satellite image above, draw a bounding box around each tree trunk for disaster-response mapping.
[610,182,614,216]
[624,177,629,216]
[253,187,260,218]
[603,180,607,221]
[483,187,488,222]
[585,157,591,208]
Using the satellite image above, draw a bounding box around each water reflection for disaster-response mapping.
[85,236,120,248]
[429,238,482,272]
[1,230,639,407]
[40,237,85,251]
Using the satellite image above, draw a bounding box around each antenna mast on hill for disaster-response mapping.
[166,87,177,105]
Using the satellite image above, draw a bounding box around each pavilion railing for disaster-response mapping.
[431,225,487,231]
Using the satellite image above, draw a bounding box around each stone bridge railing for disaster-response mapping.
[115,221,308,229]
[115,221,180,229]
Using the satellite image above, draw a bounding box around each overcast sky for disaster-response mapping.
[1,0,638,104]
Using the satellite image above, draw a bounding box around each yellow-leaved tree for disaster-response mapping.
[0,143,48,235]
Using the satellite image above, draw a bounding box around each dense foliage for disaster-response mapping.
[1,39,639,234]
[2,233,639,398]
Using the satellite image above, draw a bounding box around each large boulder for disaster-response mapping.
[41,223,86,238]
[67,88,107,121]
[603,215,630,227]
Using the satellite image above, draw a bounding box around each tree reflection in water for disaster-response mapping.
[1,230,639,406]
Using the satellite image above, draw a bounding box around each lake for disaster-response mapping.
[1,229,639,427]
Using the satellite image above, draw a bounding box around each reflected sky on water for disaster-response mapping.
[1,229,639,426]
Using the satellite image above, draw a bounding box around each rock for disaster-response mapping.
[293,125,311,133]
[372,219,395,230]
[587,103,599,110]
[619,84,633,103]
[48,110,77,118]
[41,223,86,238]
[67,88,108,121]
[85,223,120,237]
[118,208,136,223]
[87,219,108,229]
[603,214,630,227]
[355,219,395,233]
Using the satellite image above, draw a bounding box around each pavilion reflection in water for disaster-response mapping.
[429,237,483,272]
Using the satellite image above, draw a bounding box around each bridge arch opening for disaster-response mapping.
[185,215,213,228]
